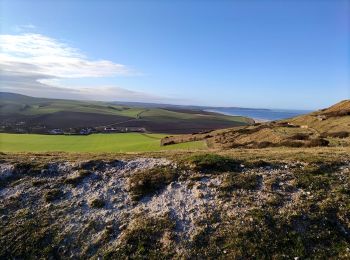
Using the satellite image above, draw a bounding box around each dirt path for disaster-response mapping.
[95,109,149,129]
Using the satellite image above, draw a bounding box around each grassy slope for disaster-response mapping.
[0,92,251,122]
[162,100,350,148]
[0,133,207,152]
[0,93,252,133]
[0,147,349,259]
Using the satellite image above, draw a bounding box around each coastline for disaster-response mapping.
[205,109,270,123]
[205,107,311,122]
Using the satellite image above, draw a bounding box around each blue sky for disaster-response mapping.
[0,0,349,109]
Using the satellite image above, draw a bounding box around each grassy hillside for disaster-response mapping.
[161,100,350,148]
[286,99,350,133]
[0,92,253,134]
[0,133,207,152]
[1,148,349,259]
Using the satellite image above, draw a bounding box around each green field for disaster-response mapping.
[0,133,207,152]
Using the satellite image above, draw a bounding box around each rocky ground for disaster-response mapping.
[1,154,350,259]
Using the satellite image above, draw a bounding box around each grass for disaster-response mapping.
[64,169,92,186]
[0,133,207,153]
[128,166,179,200]
[1,148,349,259]
[104,216,175,259]
[44,188,64,202]
[1,93,253,134]
[221,173,261,193]
[89,198,105,208]
[185,153,241,172]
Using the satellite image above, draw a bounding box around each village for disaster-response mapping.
[0,120,146,135]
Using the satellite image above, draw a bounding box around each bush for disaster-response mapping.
[89,198,105,208]
[326,131,349,139]
[255,141,274,148]
[288,133,310,140]
[305,138,329,147]
[161,140,175,146]
[13,162,46,175]
[44,188,64,202]
[78,160,105,171]
[280,140,304,148]
[324,109,350,118]
[186,154,241,172]
[64,170,92,186]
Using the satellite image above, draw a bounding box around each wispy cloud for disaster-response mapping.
[0,33,130,78]
[0,32,186,103]
[13,24,37,32]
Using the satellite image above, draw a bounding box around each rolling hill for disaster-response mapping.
[161,100,350,148]
[0,92,253,134]
[1,99,349,259]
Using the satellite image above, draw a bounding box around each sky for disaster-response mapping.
[0,0,349,109]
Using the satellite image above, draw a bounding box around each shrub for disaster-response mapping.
[78,160,105,171]
[64,170,92,187]
[255,141,274,148]
[266,193,285,207]
[248,160,273,168]
[305,138,329,147]
[161,140,175,146]
[89,198,105,208]
[288,133,310,140]
[280,140,304,148]
[324,109,350,118]
[128,166,179,200]
[13,162,46,175]
[326,131,349,139]
[44,188,64,202]
[186,154,241,172]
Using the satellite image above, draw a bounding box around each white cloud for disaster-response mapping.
[0,32,187,104]
[0,33,130,78]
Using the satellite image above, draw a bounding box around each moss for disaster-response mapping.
[0,161,48,188]
[103,216,175,259]
[246,159,274,168]
[44,188,64,202]
[186,154,241,172]
[296,173,331,191]
[128,166,179,200]
[191,207,350,259]
[266,193,285,207]
[294,163,339,191]
[221,173,261,194]
[0,209,60,259]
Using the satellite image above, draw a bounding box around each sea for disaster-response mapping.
[207,108,312,121]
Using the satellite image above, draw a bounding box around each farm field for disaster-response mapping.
[0,133,207,152]
[0,93,253,134]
